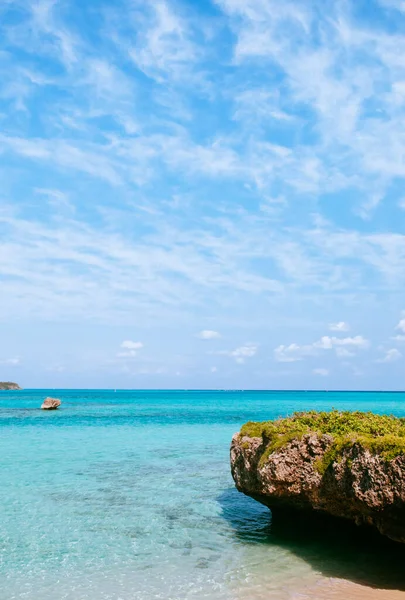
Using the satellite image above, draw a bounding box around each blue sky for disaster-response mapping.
[1,0,405,389]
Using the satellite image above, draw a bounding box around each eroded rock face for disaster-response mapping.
[41,397,61,410]
[231,432,405,543]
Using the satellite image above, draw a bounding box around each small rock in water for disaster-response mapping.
[41,397,61,410]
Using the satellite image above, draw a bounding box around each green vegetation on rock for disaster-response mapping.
[240,410,405,472]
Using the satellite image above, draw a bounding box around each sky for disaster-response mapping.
[1,0,405,390]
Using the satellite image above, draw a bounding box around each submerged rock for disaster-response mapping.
[231,411,405,543]
[41,397,61,410]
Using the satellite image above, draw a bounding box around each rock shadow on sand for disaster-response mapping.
[218,487,405,592]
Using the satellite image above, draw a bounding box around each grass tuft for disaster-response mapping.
[239,410,405,473]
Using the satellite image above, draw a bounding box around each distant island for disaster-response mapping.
[0,382,22,390]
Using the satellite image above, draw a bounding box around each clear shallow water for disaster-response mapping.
[1,390,405,600]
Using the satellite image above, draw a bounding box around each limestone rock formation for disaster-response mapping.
[231,411,405,544]
[0,382,22,390]
[41,397,61,410]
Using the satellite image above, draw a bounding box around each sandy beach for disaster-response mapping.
[293,578,405,600]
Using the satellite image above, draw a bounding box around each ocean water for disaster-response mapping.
[1,390,405,600]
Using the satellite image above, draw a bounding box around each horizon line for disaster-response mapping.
[5,388,405,393]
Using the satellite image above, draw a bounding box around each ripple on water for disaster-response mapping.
[1,389,405,599]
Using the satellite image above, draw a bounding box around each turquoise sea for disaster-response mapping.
[1,390,405,600]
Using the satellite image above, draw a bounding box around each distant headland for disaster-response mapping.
[0,382,22,390]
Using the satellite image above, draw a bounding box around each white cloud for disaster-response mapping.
[46,365,65,372]
[315,335,370,350]
[274,343,306,363]
[392,335,405,343]
[121,340,143,350]
[2,0,405,388]
[329,321,350,332]
[35,188,75,213]
[128,0,200,84]
[0,358,20,366]
[0,208,287,325]
[274,335,369,362]
[198,330,221,339]
[396,317,405,333]
[211,366,218,373]
[223,343,258,363]
[313,368,329,376]
[117,340,144,358]
[0,134,123,185]
[376,348,402,363]
[213,0,405,219]
[335,347,355,358]
[378,0,405,11]
[30,0,79,68]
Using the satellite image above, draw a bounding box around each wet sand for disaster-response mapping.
[293,578,405,599]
